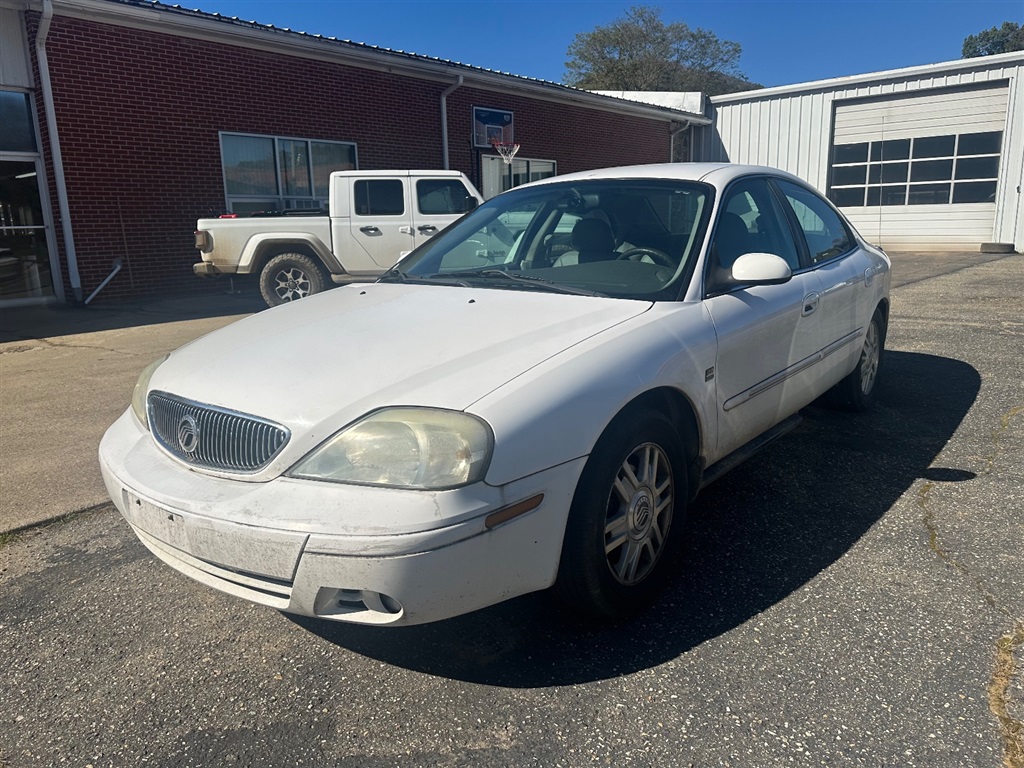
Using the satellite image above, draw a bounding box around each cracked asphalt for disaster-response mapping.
[1,253,1022,767]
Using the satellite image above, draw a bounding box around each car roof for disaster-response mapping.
[525,162,810,190]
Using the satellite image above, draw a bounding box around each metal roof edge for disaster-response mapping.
[709,50,1024,104]
[32,0,706,124]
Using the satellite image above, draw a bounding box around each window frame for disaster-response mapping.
[218,131,357,214]
[353,178,406,217]
[481,154,557,199]
[770,177,858,268]
[828,130,1002,209]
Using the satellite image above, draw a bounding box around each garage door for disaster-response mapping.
[828,84,1009,250]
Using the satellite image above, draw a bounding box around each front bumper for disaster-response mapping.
[99,410,584,626]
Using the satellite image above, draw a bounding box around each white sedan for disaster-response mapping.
[99,163,891,626]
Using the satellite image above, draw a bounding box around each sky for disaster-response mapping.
[190,0,1022,88]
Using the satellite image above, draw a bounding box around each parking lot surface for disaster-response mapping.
[1,253,1022,767]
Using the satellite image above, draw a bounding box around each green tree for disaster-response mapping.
[962,21,1024,57]
[564,5,758,95]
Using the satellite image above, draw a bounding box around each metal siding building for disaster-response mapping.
[696,52,1024,252]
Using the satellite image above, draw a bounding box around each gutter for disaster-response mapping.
[670,121,691,162]
[36,0,82,301]
[440,75,463,170]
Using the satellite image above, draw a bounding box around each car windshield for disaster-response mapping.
[386,179,713,300]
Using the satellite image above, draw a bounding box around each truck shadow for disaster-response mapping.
[0,285,266,343]
[290,350,980,687]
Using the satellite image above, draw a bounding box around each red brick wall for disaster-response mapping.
[29,12,670,301]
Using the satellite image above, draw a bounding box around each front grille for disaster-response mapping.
[148,390,290,473]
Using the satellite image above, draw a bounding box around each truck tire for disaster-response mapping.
[259,252,327,307]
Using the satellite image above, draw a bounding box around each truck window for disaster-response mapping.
[416,179,473,215]
[354,180,405,216]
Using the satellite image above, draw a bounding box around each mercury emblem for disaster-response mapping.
[177,414,200,454]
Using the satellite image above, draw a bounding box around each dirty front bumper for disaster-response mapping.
[99,410,583,626]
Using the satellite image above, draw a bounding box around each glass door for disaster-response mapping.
[0,159,53,300]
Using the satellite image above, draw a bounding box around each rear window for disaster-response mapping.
[354,179,404,216]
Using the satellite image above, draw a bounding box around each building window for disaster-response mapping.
[829,131,1002,207]
[220,133,356,214]
[0,91,36,153]
[481,155,556,199]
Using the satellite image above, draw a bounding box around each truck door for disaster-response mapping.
[350,177,417,268]
[412,177,476,250]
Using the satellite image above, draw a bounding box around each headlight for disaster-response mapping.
[289,408,492,489]
[130,355,168,430]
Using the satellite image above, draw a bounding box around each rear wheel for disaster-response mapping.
[259,252,327,307]
[828,307,885,411]
[555,412,687,620]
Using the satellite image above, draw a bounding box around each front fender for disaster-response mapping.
[471,301,718,487]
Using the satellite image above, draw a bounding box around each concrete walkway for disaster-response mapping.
[1,288,265,533]
[0,251,1013,534]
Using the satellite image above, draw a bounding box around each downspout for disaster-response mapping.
[440,75,464,170]
[670,120,691,163]
[36,0,82,301]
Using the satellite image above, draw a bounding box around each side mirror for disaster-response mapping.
[461,196,479,213]
[731,252,793,285]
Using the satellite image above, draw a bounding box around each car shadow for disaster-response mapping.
[289,350,980,687]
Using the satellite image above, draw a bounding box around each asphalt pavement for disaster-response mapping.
[0,252,1022,767]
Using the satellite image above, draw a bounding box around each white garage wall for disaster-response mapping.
[697,52,1024,252]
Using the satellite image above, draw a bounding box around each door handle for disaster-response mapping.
[802,292,820,316]
[359,226,380,234]
[417,225,438,233]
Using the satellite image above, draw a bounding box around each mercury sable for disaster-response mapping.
[99,163,891,626]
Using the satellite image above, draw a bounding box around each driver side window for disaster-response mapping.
[707,178,801,293]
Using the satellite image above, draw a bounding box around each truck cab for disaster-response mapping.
[194,170,482,306]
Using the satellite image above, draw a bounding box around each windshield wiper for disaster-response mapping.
[437,268,606,297]
[377,265,407,282]
[378,268,471,287]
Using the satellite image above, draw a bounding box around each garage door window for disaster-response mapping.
[829,130,1002,207]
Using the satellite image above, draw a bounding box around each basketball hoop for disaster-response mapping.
[491,138,520,164]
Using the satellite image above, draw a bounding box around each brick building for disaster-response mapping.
[0,0,705,305]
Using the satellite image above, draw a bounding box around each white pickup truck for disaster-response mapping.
[194,170,483,306]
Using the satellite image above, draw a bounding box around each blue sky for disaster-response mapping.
[191,0,1022,88]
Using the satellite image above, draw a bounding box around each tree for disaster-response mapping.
[962,21,1024,58]
[564,5,758,96]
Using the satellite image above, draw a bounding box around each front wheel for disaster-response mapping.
[555,412,688,620]
[828,307,885,411]
[259,252,327,307]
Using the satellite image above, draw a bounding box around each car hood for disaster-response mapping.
[149,283,651,458]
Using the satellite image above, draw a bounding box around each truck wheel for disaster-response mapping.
[260,253,327,307]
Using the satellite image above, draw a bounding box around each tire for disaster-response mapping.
[259,252,327,307]
[555,411,688,620]
[828,307,885,412]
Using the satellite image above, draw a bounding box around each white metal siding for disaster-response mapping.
[845,204,997,248]
[0,9,32,88]
[698,54,1024,251]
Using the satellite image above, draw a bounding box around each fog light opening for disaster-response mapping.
[313,587,404,622]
